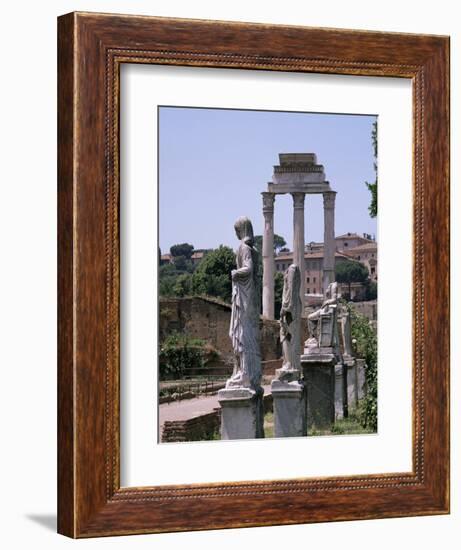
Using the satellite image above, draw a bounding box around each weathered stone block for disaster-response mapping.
[334,363,348,420]
[346,361,358,410]
[218,387,265,440]
[356,359,367,400]
[301,353,336,431]
[271,379,307,437]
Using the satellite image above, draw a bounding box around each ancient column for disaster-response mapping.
[292,192,306,311]
[323,191,336,293]
[262,192,275,319]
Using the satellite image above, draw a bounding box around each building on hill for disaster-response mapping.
[305,241,324,253]
[160,249,211,267]
[275,250,353,296]
[160,253,172,265]
[335,232,375,252]
[276,233,378,300]
[342,241,378,281]
[191,250,211,265]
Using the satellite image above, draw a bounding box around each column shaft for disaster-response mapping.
[262,192,275,319]
[292,193,306,312]
[323,191,336,293]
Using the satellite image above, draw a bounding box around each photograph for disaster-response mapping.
[158,106,378,443]
[0,0,455,545]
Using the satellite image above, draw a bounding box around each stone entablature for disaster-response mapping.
[271,152,328,187]
[274,163,324,173]
[278,153,317,164]
[268,182,332,193]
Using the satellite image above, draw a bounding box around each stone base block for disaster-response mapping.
[356,359,367,400]
[343,359,368,412]
[301,353,335,431]
[218,387,264,440]
[271,379,307,437]
[346,361,358,410]
[334,363,348,420]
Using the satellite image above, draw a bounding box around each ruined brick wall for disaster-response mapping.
[161,394,273,443]
[161,410,220,443]
[159,296,282,361]
[259,318,281,361]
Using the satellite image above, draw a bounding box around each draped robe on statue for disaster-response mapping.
[228,228,261,390]
[279,264,301,374]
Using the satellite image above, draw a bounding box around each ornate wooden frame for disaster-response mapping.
[57,12,450,538]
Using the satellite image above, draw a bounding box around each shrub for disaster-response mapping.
[159,333,206,380]
[343,300,378,431]
[159,333,218,380]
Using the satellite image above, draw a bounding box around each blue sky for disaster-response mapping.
[159,107,377,253]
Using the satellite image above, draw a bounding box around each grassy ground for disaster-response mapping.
[309,414,375,436]
[263,410,375,438]
[264,412,275,438]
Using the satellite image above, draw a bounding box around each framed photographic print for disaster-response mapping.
[58,12,450,537]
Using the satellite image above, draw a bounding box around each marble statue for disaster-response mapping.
[338,302,354,361]
[277,264,302,380]
[226,216,262,390]
[306,281,340,351]
[271,263,306,436]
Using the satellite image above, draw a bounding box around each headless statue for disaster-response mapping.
[278,264,302,380]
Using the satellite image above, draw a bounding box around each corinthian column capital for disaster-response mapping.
[323,190,337,209]
[262,192,275,214]
[292,192,305,209]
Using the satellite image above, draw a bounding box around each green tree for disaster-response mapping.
[365,120,378,218]
[169,243,195,272]
[335,261,369,298]
[191,245,236,302]
[364,280,378,301]
[159,263,193,297]
[159,264,177,297]
[170,243,194,259]
[172,273,192,297]
[171,255,194,272]
[274,271,284,318]
[254,234,287,254]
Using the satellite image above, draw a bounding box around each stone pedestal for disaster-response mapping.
[356,359,367,400]
[345,360,358,411]
[301,352,336,430]
[334,363,350,420]
[218,387,265,440]
[345,359,367,411]
[271,373,306,438]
